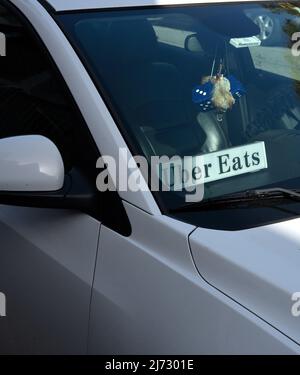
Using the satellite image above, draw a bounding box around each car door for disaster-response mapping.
[0,3,101,354]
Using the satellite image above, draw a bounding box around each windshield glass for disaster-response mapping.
[58,1,300,227]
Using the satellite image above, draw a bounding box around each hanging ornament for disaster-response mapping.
[192,58,246,114]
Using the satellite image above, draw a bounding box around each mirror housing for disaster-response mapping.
[0,135,98,214]
[185,34,203,53]
[0,135,64,192]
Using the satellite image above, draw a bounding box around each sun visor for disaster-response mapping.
[193,5,260,38]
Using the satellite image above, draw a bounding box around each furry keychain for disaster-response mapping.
[192,58,246,119]
[201,74,235,112]
[201,60,235,111]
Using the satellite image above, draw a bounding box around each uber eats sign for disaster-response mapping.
[160,141,268,190]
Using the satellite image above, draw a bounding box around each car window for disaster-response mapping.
[0,3,97,175]
[58,2,300,229]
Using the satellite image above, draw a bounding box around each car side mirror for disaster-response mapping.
[0,135,64,192]
[0,135,98,213]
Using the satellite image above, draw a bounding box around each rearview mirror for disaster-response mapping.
[0,135,64,192]
[185,34,203,53]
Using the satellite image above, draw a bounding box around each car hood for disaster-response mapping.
[189,217,300,345]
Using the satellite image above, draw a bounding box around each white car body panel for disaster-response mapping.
[89,202,300,354]
[0,206,100,353]
[190,218,300,346]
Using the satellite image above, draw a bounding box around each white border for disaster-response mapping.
[46,0,267,12]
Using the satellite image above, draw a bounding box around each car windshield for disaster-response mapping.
[58,1,300,227]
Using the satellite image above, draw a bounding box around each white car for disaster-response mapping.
[0,0,300,355]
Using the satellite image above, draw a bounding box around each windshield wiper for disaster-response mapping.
[170,188,300,213]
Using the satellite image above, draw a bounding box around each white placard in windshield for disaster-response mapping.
[230,36,261,48]
[159,142,268,190]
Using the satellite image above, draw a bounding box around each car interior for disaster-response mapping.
[76,17,232,158]
[72,9,300,198]
[75,12,300,154]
